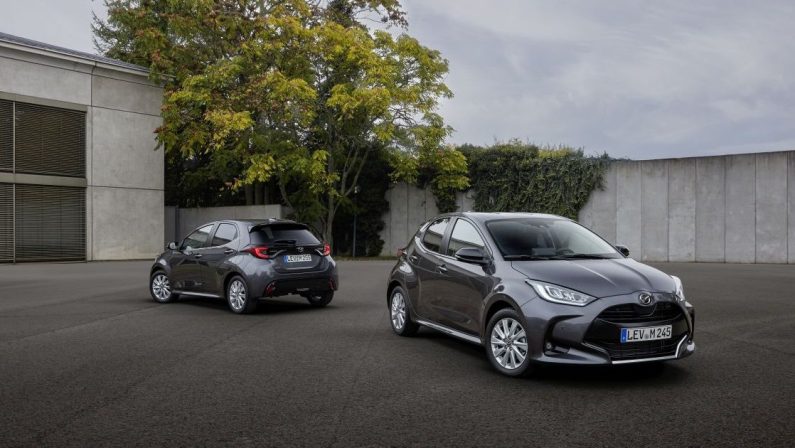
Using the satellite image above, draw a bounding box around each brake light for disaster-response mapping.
[245,246,270,259]
[322,242,331,256]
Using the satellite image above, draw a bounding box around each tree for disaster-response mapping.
[94,0,468,246]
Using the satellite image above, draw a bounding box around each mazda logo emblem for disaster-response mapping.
[638,292,653,305]
[297,247,304,253]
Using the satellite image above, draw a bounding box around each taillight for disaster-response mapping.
[245,246,270,259]
[322,242,331,256]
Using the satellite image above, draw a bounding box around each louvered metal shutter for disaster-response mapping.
[14,103,85,177]
[0,183,12,262]
[14,184,85,261]
[0,100,11,172]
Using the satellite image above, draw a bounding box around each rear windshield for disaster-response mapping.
[249,224,320,245]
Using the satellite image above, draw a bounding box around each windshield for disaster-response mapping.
[485,218,621,259]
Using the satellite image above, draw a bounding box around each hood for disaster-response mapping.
[511,258,675,298]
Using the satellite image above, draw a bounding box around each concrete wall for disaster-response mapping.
[0,43,164,260]
[579,151,795,263]
[166,205,286,244]
[380,150,795,263]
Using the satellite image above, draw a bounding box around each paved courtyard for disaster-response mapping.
[0,260,793,447]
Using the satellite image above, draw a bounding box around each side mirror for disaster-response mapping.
[167,241,178,251]
[615,244,630,257]
[455,247,489,265]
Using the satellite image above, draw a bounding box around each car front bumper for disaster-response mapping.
[520,292,696,366]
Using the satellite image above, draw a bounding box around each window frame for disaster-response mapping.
[210,222,239,248]
[445,217,489,258]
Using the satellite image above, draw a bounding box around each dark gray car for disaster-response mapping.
[387,212,695,377]
[150,219,338,314]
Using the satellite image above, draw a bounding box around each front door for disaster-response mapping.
[435,218,492,336]
[171,224,214,292]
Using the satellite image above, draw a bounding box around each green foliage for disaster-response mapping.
[459,141,609,219]
[94,0,461,248]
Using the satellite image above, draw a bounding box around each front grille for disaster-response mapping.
[590,337,683,361]
[584,301,688,361]
[597,302,682,323]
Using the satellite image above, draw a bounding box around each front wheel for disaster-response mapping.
[486,309,533,377]
[227,276,257,314]
[389,286,419,336]
[150,271,178,303]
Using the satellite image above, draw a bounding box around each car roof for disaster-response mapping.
[436,211,568,224]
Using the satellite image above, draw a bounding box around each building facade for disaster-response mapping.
[0,32,163,262]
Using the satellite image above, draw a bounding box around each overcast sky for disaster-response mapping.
[2,0,794,159]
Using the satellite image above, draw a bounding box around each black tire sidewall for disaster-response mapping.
[306,291,333,307]
[485,308,533,377]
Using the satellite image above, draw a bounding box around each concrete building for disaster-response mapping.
[0,32,163,262]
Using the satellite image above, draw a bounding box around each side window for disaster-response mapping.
[181,224,213,250]
[212,223,238,247]
[421,218,450,253]
[447,219,485,256]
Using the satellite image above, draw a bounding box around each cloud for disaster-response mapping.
[402,0,795,158]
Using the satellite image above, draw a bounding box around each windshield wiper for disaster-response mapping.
[554,254,613,260]
[504,254,555,260]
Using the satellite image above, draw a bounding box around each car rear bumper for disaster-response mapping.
[520,292,696,366]
[241,256,338,299]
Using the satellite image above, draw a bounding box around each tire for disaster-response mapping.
[226,276,257,314]
[150,271,178,303]
[305,291,334,307]
[389,286,419,336]
[485,309,533,377]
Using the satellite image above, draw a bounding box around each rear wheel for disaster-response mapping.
[389,286,419,336]
[486,309,533,377]
[227,276,257,314]
[305,291,333,307]
[150,271,178,303]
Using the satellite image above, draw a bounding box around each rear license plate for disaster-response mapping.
[284,254,312,263]
[620,325,672,343]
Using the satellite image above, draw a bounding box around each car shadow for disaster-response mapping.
[416,328,691,387]
[171,295,331,315]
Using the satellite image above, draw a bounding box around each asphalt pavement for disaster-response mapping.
[0,260,793,447]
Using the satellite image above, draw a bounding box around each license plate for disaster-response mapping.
[620,325,672,343]
[284,254,312,263]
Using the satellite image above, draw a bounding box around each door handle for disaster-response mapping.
[438,264,448,273]
[194,253,203,258]
[224,249,235,255]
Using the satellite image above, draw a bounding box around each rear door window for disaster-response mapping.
[212,223,238,247]
[421,218,450,253]
[250,224,321,245]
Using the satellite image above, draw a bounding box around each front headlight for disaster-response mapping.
[671,275,685,302]
[526,280,596,307]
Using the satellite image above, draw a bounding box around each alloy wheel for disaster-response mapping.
[151,273,171,301]
[391,291,407,330]
[229,279,247,311]
[490,317,528,370]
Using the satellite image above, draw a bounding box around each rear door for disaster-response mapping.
[249,223,326,273]
[171,224,214,291]
[199,222,240,295]
[413,217,451,322]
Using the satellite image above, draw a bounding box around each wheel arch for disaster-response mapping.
[482,295,523,336]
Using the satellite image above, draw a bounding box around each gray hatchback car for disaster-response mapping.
[387,212,695,377]
[150,219,338,314]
